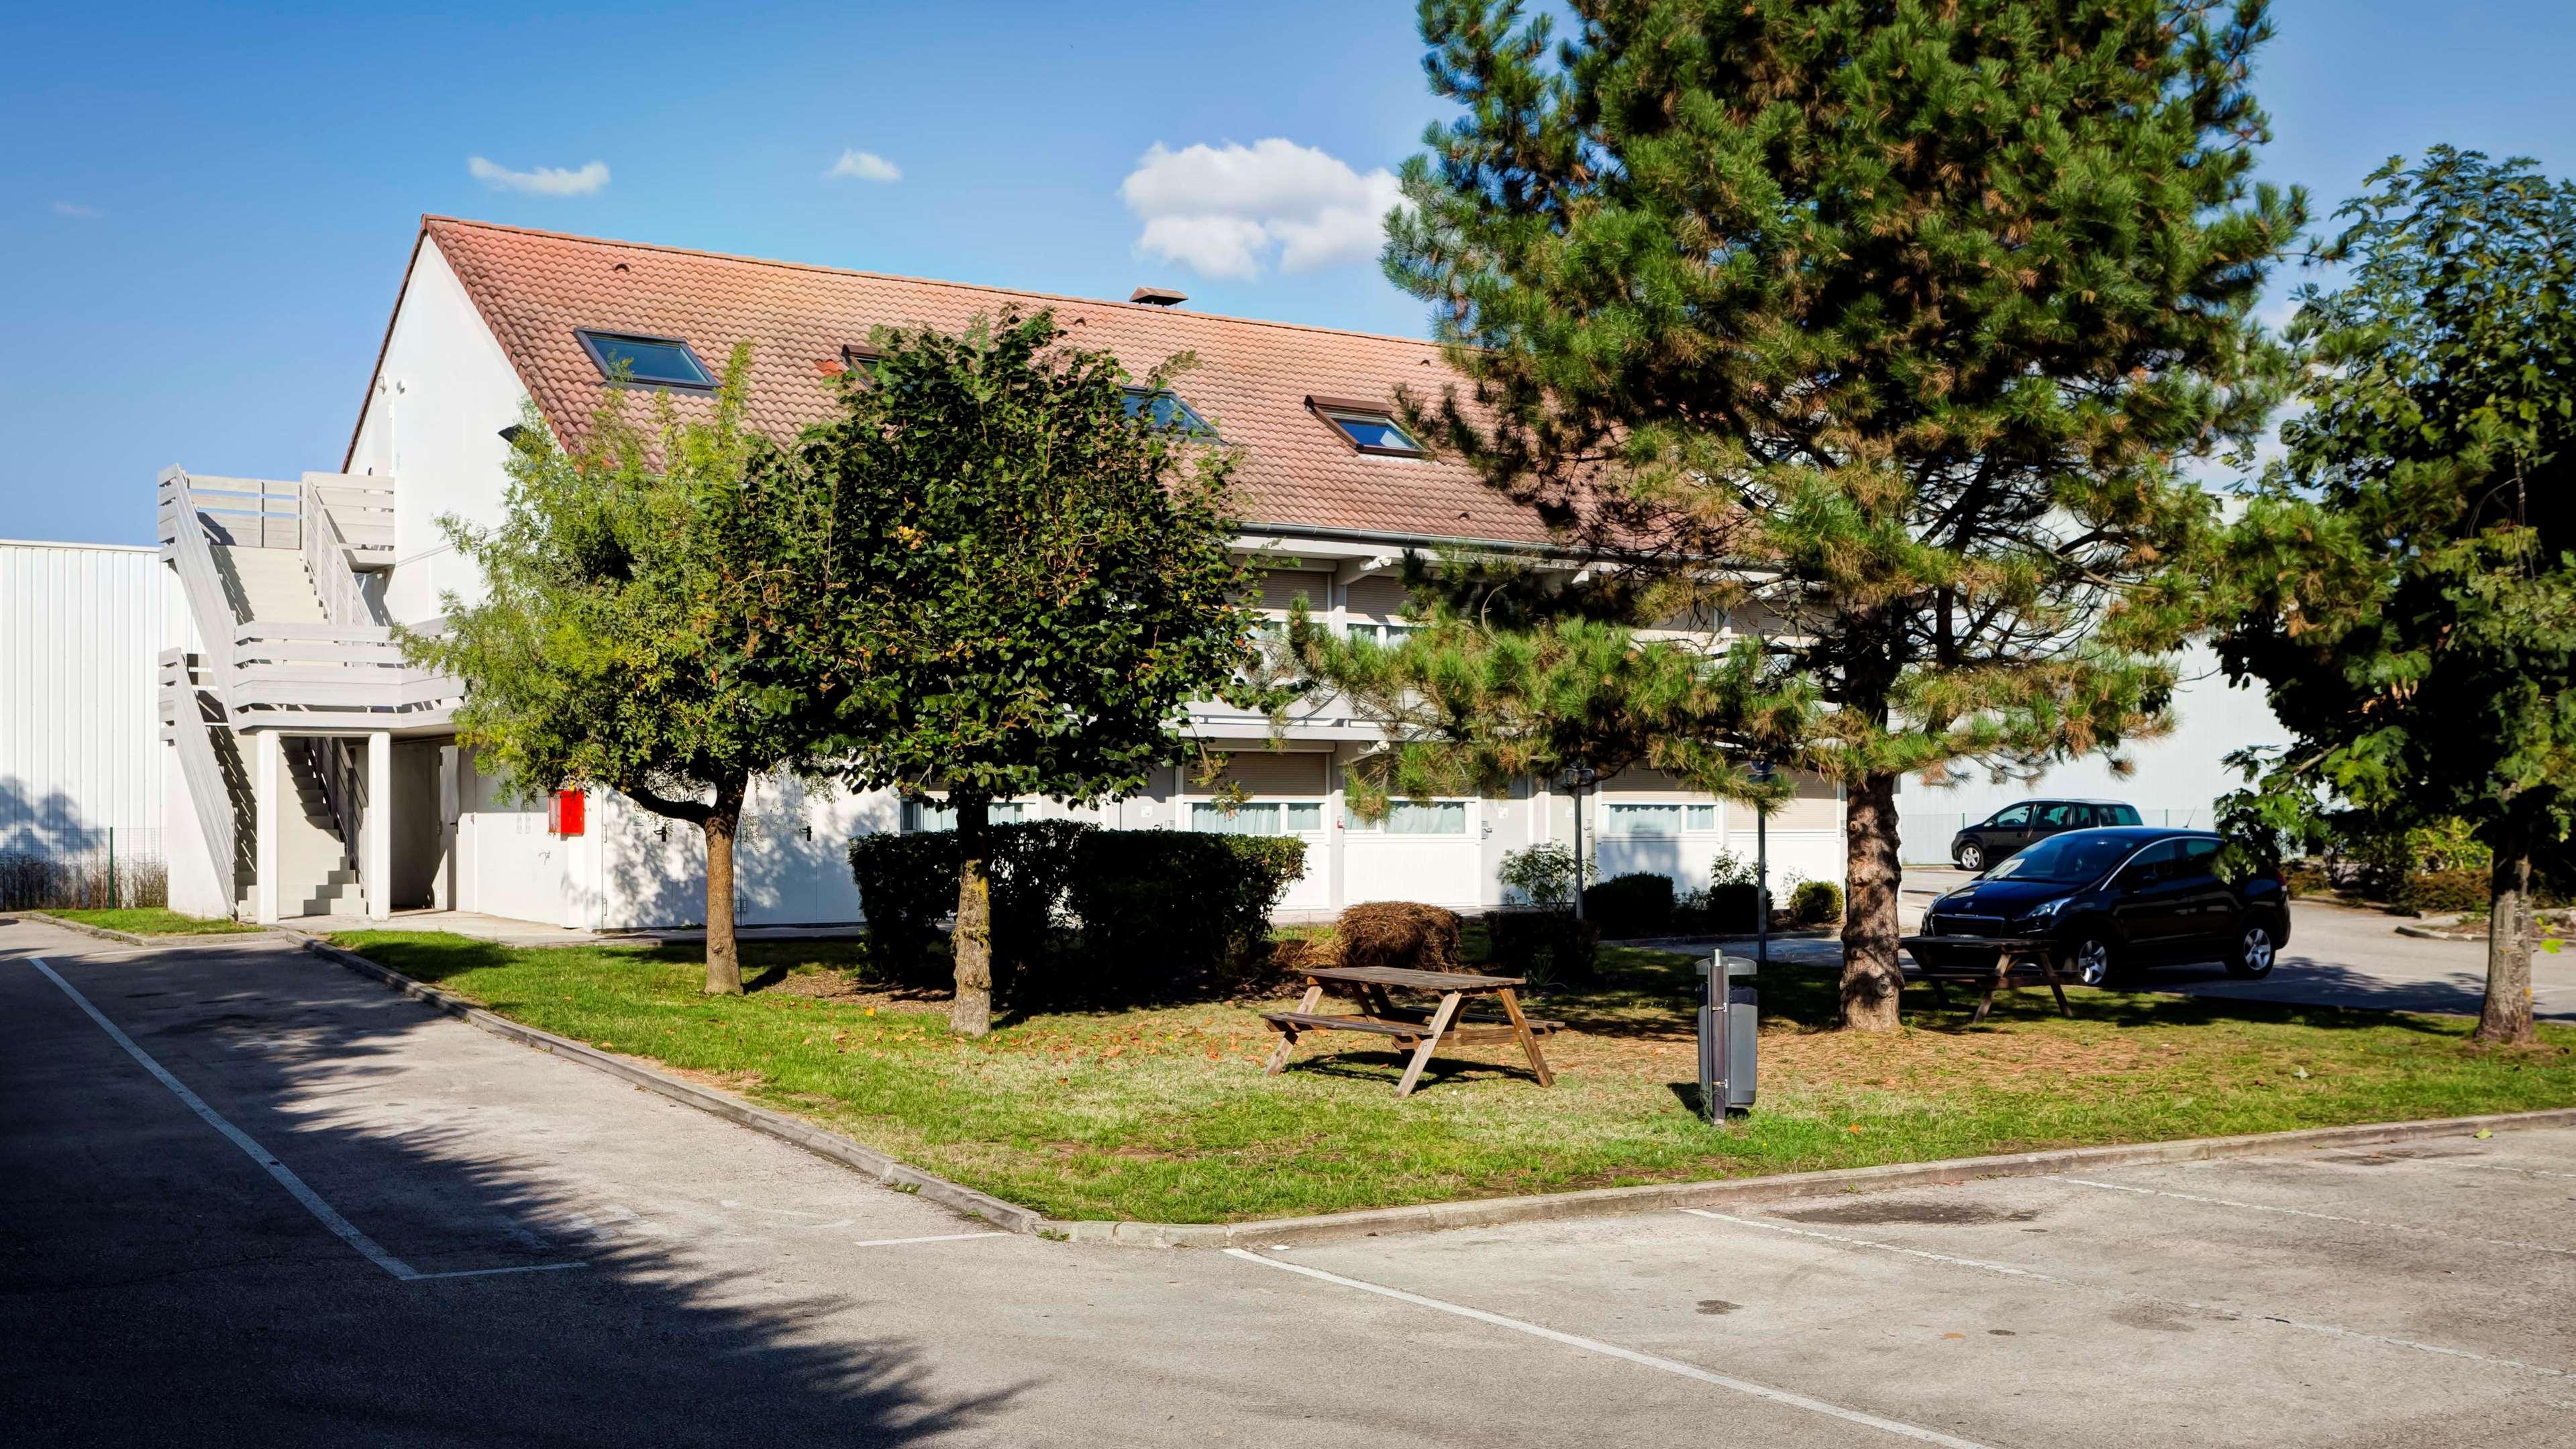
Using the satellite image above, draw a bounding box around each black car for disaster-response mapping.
[1916,827,2289,986]
[1949,798,2142,872]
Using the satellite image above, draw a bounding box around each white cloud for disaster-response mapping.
[467,156,610,197]
[1119,139,1403,280]
[52,201,104,219]
[825,149,901,183]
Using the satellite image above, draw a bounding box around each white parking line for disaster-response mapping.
[1225,1248,1995,1448]
[2061,1176,2576,1256]
[31,957,584,1285]
[849,1232,1011,1248]
[1683,1208,2570,1380]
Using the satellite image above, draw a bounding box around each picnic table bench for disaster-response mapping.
[1898,934,2073,1024]
[1259,964,1559,1098]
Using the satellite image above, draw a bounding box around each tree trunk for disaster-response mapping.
[2476,841,2535,1045]
[702,775,748,996]
[1840,771,1904,1032]
[949,795,994,1037]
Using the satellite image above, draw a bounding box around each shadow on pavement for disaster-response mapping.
[0,940,1023,1447]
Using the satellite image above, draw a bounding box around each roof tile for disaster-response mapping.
[416,216,1565,547]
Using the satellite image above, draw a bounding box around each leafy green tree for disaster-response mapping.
[1366,0,2302,1028]
[775,312,1262,1036]
[2216,149,2576,1045]
[408,350,841,995]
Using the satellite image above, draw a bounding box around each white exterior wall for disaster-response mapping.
[1896,641,2292,862]
[346,239,531,627]
[1,540,165,857]
[313,257,1847,930]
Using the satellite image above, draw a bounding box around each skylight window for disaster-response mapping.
[576,330,715,390]
[1122,386,1216,437]
[1308,396,1425,456]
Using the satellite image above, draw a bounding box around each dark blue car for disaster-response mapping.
[1916,827,2291,986]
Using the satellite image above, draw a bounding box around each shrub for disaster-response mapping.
[1336,902,1463,973]
[1498,842,1592,908]
[1582,872,1675,938]
[2399,868,2489,916]
[1789,879,1843,926]
[1486,910,1601,987]
[1694,883,1761,933]
[1064,831,1306,1000]
[845,820,1096,988]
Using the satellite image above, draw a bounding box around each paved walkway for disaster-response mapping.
[287,907,864,948]
[7,914,2573,1446]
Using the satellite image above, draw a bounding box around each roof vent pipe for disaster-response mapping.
[1129,286,1187,307]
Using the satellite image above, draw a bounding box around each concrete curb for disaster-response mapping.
[22,911,154,947]
[1051,1106,2576,1247]
[273,929,2576,1252]
[280,930,1047,1236]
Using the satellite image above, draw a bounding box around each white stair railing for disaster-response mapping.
[157,469,240,688]
[301,478,374,626]
[160,649,244,910]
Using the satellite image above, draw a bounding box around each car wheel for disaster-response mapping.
[2067,935,2120,988]
[1957,841,1986,873]
[2227,920,2279,979]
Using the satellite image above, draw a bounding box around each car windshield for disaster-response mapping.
[1985,830,2139,883]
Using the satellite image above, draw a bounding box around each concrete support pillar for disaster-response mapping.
[364,731,392,921]
[253,730,281,925]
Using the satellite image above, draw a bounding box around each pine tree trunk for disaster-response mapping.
[1840,771,1904,1032]
[2476,840,2535,1045]
[701,775,747,997]
[949,795,994,1037]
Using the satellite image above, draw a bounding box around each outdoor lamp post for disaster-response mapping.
[1747,758,1777,968]
[1561,759,1600,920]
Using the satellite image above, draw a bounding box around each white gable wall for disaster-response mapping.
[347,238,529,627]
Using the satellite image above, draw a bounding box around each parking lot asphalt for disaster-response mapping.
[7,914,2575,1448]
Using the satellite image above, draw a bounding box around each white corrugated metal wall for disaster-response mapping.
[1,540,165,853]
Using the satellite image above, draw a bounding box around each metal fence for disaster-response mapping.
[0,827,169,911]
[1896,810,2214,866]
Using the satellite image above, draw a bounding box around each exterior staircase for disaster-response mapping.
[157,468,460,918]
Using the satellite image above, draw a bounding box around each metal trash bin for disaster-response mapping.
[1696,953,1758,1120]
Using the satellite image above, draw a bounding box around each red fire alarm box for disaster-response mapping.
[548,789,586,837]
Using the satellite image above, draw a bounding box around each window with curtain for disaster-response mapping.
[1344,800,1467,835]
[901,800,1029,833]
[1190,800,1323,836]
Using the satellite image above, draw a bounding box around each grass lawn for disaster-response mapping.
[47,907,262,936]
[331,930,2576,1224]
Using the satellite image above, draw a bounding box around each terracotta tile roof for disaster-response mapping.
[405,216,1572,548]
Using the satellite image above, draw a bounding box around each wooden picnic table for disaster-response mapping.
[1259,964,1559,1098]
[1898,934,2073,1024]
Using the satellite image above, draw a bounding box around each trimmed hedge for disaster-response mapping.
[1582,872,1675,938]
[846,822,1306,1002]
[1486,909,1601,986]
[1678,883,1761,934]
[2400,868,2489,917]
[1790,879,1844,926]
[1066,831,1306,999]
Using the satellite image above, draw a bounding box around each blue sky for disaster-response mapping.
[5,0,2571,546]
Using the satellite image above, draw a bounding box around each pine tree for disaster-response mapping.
[1373,0,2302,1028]
[2216,149,2576,1046]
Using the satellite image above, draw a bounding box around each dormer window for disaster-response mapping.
[1307,396,1425,456]
[576,330,714,390]
[1123,386,1216,437]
